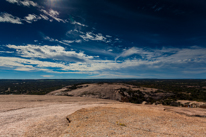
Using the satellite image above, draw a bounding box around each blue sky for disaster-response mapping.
[0,0,206,79]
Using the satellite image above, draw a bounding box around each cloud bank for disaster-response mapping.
[0,44,205,77]
[7,44,95,62]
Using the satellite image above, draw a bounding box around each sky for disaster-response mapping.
[0,0,206,79]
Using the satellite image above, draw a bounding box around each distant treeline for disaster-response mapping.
[0,79,131,95]
[0,79,206,102]
[125,79,206,102]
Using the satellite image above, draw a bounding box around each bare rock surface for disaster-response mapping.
[1,95,206,137]
[47,83,161,101]
[66,83,124,100]
[0,95,119,137]
[61,103,206,137]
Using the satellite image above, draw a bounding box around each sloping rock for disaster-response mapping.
[60,104,206,137]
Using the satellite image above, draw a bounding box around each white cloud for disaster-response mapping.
[116,46,206,65]
[1,44,206,76]
[5,0,18,3]
[7,44,94,62]
[75,39,82,43]
[116,47,173,61]
[90,72,137,78]
[118,47,139,57]
[24,14,41,23]
[155,47,206,64]
[80,32,107,42]
[44,36,56,42]
[62,40,75,44]
[1,6,64,24]
[25,14,37,20]
[68,29,84,34]
[6,0,38,7]
[0,51,14,53]
[0,56,63,72]
[43,35,82,46]
[71,21,88,27]
[0,12,51,25]
[106,35,112,38]
[0,10,60,24]
[49,10,59,16]
[115,47,142,61]
[40,14,49,20]
[106,39,112,43]
[73,30,117,44]
[62,39,82,44]
[0,12,22,24]
[58,41,70,46]
[40,9,65,23]
[41,75,53,78]
[43,36,69,45]
[0,56,106,73]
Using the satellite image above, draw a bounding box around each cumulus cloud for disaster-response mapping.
[6,0,38,7]
[0,12,22,24]
[7,44,94,62]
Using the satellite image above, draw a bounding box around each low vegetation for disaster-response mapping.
[116,121,126,127]
[125,79,206,102]
[1,79,206,106]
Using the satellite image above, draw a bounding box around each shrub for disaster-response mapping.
[116,121,126,127]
